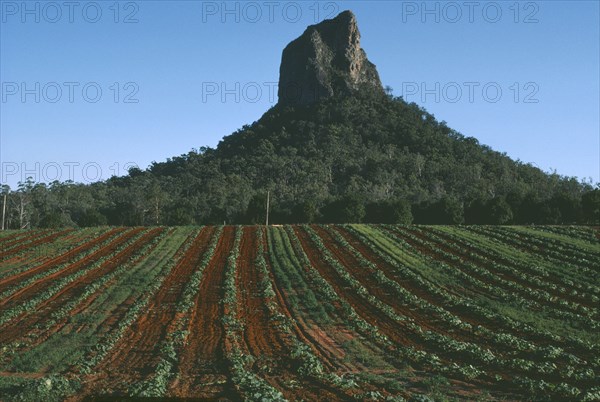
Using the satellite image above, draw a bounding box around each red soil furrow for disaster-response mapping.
[333,226,486,323]
[0,228,162,345]
[334,227,589,354]
[0,228,125,293]
[336,226,514,326]
[0,228,143,312]
[2,229,177,362]
[235,227,287,396]
[302,227,535,393]
[414,227,597,308]
[237,227,286,358]
[478,228,597,271]
[0,229,73,259]
[236,228,315,400]
[253,229,357,401]
[293,226,418,349]
[0,230,49,249]
[311,225,512,374]
[0,231,35,245]
[379,227,512,301]
[1,229,97,269]
[264,231,346,373]
[388,227,588,317]
[0,256,43,277]
[171,226,239,400]
[326,226,585,388]
[95,227,217,376]
[314,226,483,347]
[270,276,346,371]
[0,230,111,286]
[86,229,197,338]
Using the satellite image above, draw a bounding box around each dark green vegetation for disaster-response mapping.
[0,225,598,401]
[2,93,598,228]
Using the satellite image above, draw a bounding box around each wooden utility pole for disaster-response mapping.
[1,193,6,231]
[265,191,270,226]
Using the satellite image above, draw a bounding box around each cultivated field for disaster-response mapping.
[0,225,598,401]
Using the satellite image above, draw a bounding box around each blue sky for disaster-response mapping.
[1,0,599,188]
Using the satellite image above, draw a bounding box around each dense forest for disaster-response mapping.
[2,91,598,228]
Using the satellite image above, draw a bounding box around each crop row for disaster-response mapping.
[304,226,595,389]
[0,229,98,277]
[425,226,600,302]
[343,225,598,398]
[470,226,598,275]
[0,225,595,401]
[0,228,126,301]
[348,225,599,354]
[356,225,598,354]
[222,227,287,401]
[0,228,172,370]
[385,226,599,329]
[498,226,599,260]
[286,226,516,392]
[0,228,151,327]
[534,226,599,244]
[0,229,74,262]
[323,226,574,363]
[76,228,202,376]
[11,228,105,263]
[0,230,44,245]
[126,227,217,397]
[266,228,355,377]
[42,228,171,331]
[259,226,369,402]
[0,229,96,282]
[393,226,599,320]
[0,230,52,252]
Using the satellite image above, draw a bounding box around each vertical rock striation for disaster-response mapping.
[277,10,384,106]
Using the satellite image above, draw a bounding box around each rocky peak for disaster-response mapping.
[277,10,384,106]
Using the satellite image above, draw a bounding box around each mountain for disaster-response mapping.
[2,11,597,228]
[278,10,383,105]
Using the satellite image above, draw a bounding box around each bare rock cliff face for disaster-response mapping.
[277,10,384,106]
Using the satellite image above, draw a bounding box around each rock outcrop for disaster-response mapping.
[277,10,384,106]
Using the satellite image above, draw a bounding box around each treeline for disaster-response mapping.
[2,176,597,228]
[2,92,598,228]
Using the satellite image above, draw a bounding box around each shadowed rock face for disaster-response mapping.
[277,10,383,106]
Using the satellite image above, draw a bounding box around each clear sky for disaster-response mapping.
[1,0,599,188]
